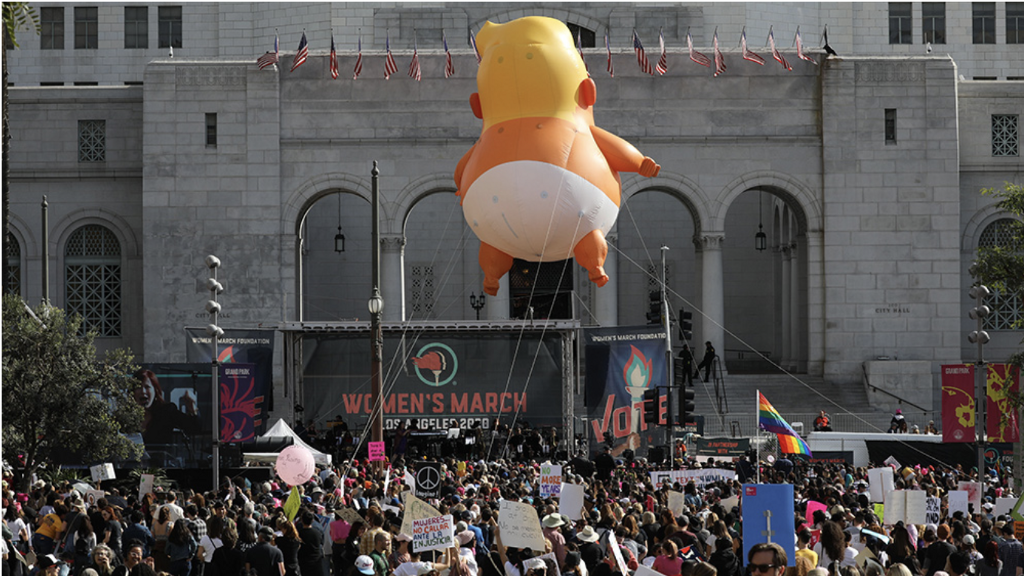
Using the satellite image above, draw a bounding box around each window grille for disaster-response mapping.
[993,115,1019,157]
[78,120,106,162]
[65,224,122,336]
[5,237,21,296]
[410,265,435,318]
[979,219,1023,331]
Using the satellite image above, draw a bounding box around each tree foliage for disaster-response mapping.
[973,182,1024,368]
[2,294,144,491]
[2,3,39,48]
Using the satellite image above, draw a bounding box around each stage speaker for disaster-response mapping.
[648,447,665,464]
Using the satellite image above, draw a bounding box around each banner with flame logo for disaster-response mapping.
[584,326,669,457]
[942,363,1021,443]
[987,363,1020,443]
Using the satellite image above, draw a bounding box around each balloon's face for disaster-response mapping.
[275,445,315,486]
[475,17,590,130]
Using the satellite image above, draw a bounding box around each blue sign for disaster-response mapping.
[742,484,796,566]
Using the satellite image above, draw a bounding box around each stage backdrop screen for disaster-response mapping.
[301,333,564,431]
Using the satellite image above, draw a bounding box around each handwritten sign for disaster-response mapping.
[883,490,926,525]
[400,494,443,536]
[368,441,386,462]
[90,463,116,482]
[539,465,563,498]
[958,481,982,513]
[499,499,546,551]
[138,474,154,501]
[925,497,941,524]
[668,491,685,517]
[559,483,585,520]
[412,514,454,552]
[948,490,969,517]
[84,489,105,506]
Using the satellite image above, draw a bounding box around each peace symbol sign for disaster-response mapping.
[416,465,440,491]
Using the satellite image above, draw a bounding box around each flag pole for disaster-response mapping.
[756,389,761,484]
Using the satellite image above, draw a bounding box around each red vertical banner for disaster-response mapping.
[942,364,976,442]
[987,364,1021,443]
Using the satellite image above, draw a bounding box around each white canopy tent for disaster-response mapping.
[243,418,332,466]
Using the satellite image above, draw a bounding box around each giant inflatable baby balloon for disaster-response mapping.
[455,16,661,296]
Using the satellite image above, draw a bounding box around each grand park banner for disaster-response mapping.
[185,327,274,436]
[300,333,564,429]
[584,326,669,456]
[941,363,1021,443]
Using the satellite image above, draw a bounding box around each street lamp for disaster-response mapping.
[369,162,384,468]
[470,292,486,320]
[968,273,991,479]
[334,193,346,253]
[755,192,767,252]
[204,254,224,489]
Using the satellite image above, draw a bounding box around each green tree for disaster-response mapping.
[3,3,39,274]
[2,294,143,491]
[972,183,1024,368]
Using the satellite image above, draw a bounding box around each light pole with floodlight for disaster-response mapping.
[204,254,224,489]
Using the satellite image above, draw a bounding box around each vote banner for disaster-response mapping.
[539,464,563,498]
[186,328,274,432]
[942,364,976,442]
[412,515,454,553]
[584,326,669,457]
[414,462,442,499]
[301,332,564,430]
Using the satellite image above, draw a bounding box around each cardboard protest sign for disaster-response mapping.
[139,474,155,501]
[805,500,827,521]
[84,489,105,506]
[995,498,1017,518]
[608,532,629,575]
[958,481,982,513]
[925,497,941,524]
[559,483,585,520]
[499,500,546,551]
[883,490,926,525]
[948,490,969,517]
[368,441,386,462]
[405,471,415,490]
[722,495,740,513]
[539,465,563,498]
[741,484,795,566]
[337,507,363,525]
[855,547,877,570]
[1016,521,1024,541]
[867,468,894,502]
[412,515,454,553]
[90,463,116,482]
[883,456,901,469]
[539,553,561,576]
[668,491,685,517]
[400,494,443,536]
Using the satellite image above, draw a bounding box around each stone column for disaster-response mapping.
[699,234,726,374]
[380,235,406,321]
[780,245,792,369]
[594,234,618,326]
[486,275,510,320]
[804,232,825,375]
[789,242,800,372]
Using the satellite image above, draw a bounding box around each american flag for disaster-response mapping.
[656,28,668,75]
[768,27,792,71]
[329,33,338,79]
[605,33,614,77]
[632,30,653,75]
[687,31,711,67]
[577,29,589,75]
[290,31,307,72]
[353,37,363,80]
[713,30,726,77]
[384,32,398,79]
[408,40,421,81]
[443,32,455,78]
[796,27,817,64]
[741,29,765,65]
[256,33,279,70]
[469,31,481,64]
[822,25,838,57]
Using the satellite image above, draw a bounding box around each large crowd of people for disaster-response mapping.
[1,447,1017,576]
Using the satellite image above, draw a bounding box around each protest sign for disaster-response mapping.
[559,484,585,520]
[539,553,561,576]
[337,507,363,525]
[867,468,894,502]
[883,490,926,525]
[400,494,443,536]
[805,501,827,521]
[1016,522,1024,541]
[499,500,546,551]
[412,515,454,553]
[873,504,885,522]
[925,497,941,524]
[608,532,629,575]
[415,462,442,499]
[742,484,795,566]
[996,498,1017,518]
[368,441,386,462]
[668,491,685,517]
[90,463,116,483]
[722,495,740,512]
[883,456,901,469]
[649,469,736,490]
[948,490,969,517]
[84,489,105,506]
[636,566,661,576]
[405,471,415,490]
[139,474,155,501]
[539,465,563,498]
[958,482,982,513]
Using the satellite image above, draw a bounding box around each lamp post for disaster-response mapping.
[470,292,486,320]
[968,269,991,480]
[41,196,48,304]
[203,255,225,489]
[369,162,384,469]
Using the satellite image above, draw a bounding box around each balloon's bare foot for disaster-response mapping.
[589,267,609,287]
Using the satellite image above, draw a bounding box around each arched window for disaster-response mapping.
[979,218,1023,330]
[65,224,122,336]
[5,236,20,296]
[566,23,595,47]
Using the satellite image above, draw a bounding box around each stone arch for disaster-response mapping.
[393,172,459,234]
[471,9,605,38]
[51,209,140,259]
[618,171,710,238]
[715,171,822,234]
[962,204,1022,252]
[6,213,37,257]
[282,172,374,237]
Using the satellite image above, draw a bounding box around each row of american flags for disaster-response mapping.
[256,25,837,80]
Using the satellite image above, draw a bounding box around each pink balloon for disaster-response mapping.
[275,445,315,486]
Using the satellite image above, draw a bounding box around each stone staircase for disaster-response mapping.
[692,373,910,438]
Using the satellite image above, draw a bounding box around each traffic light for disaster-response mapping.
[679,309,693,341]
[643,388,659,424]
[673,358,686,388]
[646,290,662,324]
[679,386,695,426]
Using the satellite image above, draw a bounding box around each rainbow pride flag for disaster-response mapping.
[758,392,812,456]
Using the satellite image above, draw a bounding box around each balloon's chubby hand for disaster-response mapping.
[639,157,661,178]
